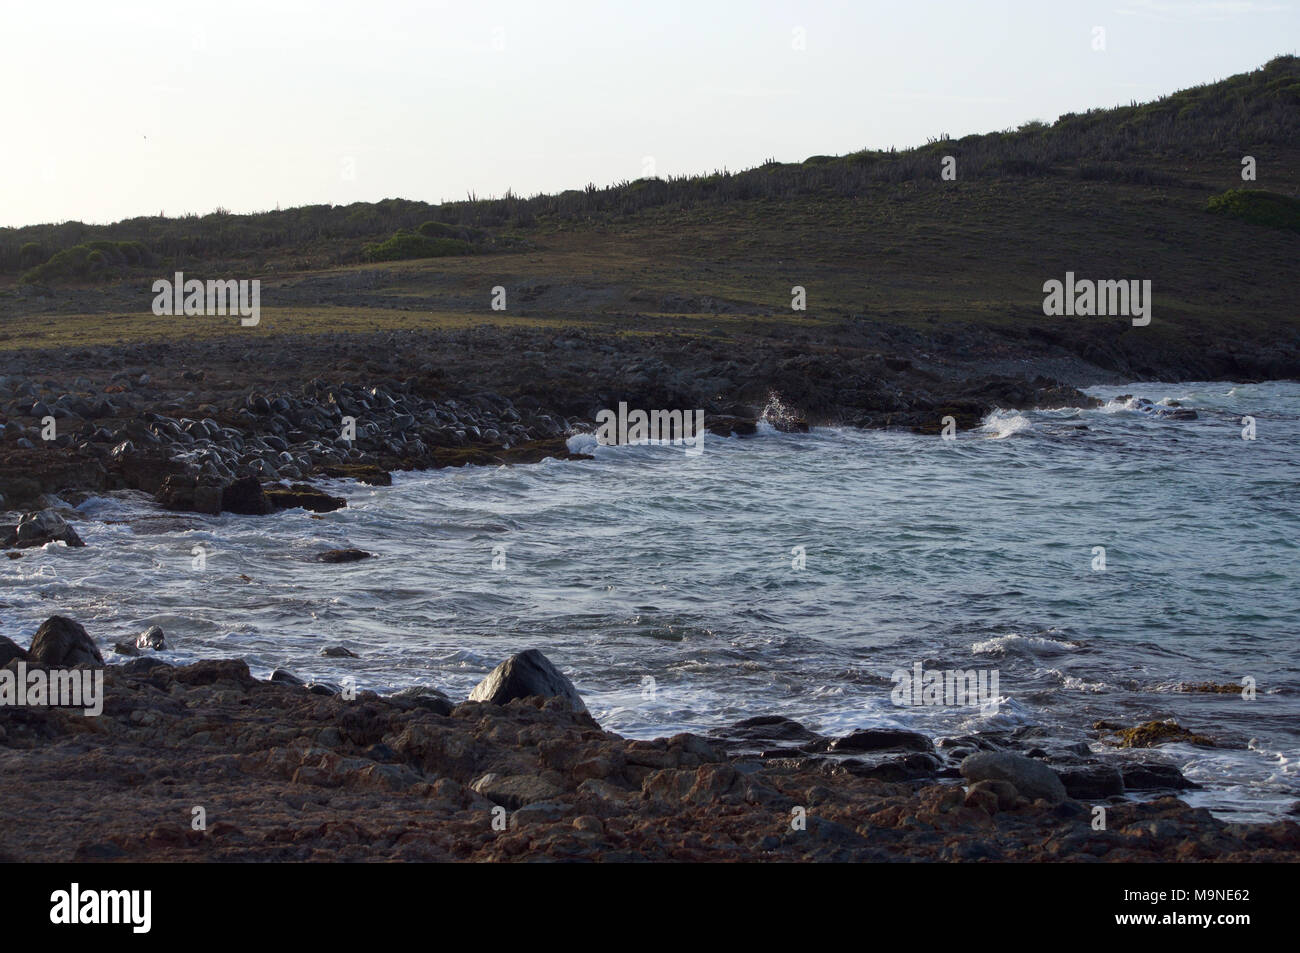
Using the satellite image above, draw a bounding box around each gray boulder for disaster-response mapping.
[28,616,104,667]
[960,751,1067,804]
[136,625,166,650]
[1,510,85,549]
[468,649,587,713]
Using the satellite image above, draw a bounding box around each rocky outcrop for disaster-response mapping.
[26,616,104,668]
[0,510,85,549]
[468,649,587,713]
[0,656,1295,863]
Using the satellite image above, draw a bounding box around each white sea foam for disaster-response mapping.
[979,409,1032,438]
[972,634,1081,656]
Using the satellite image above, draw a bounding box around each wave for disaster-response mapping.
[978,409,1032,439]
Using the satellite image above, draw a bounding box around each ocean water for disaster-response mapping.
[3,380,1298,821]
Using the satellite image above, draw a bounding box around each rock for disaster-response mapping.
[321,645,359,658]
[470,773,565,810]
[0,636,27,666]
[221,476,273,515]
[1120,762,1199,791]
[960,751,1067,804]
[467,649,587,713]
[1,510,85,549]
[270,668,304,687]
[136,625,166,650]
[840,752,942,782]
[389,686,453,715]
[264,483,346,513]
[829,728,935,753]
[1057,764,1125,798]
[713,715,827,752]
[1110,719,1215,748]
[113,641,140,657]
[968,778,1020,810]
[27,616,104,667]
[964,784,1001,814]
[315,549,372,564]
[118,656,171,675]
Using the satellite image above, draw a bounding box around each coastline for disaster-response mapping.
[2,640,1298,863]
[3,332,1298,859]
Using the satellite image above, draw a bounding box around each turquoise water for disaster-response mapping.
[4,380,1298,820]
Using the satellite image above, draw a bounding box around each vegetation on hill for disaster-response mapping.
[0,55,1296,282]
[1206,188,1300,231]
[20,240,151,284]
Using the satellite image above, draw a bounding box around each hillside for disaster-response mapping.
[0,56,1296,389]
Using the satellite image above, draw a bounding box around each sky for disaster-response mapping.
[0,0,1294,227]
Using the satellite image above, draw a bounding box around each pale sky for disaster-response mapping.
[1,0,1294,227]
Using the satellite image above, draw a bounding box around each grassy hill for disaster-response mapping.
[0,55,1296,382]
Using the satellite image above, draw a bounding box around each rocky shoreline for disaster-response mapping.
[0,325,1112,513]
[1,618,1297,862]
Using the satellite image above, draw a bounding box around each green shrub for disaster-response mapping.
[416,220,484,242]
[362,231,475,262]
[19,240,152,283]
[1206,189,1300,232]
[18,242,45,268]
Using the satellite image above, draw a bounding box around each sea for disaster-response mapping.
[3,380,1297,821]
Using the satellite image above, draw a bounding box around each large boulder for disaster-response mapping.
[1,510,85,549]
[960,751,1067,804]
[27,616,105,667]
[468,649,587,713]
[136,625,166,650]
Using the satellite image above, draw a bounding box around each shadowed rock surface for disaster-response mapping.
[26,616,104,668]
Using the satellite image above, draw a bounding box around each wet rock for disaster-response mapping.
[314,549,372,564]
[1,510,85,549]
[113,641,140,657]
[1057,764,1125,798]
[1109,719,1216,748]
[830,728,935,754]
[27,616,104,668]
[960,751,1067,804]
[321,645,359,658]
[710,715,828,755]
[468,649,587,713]
[136,625,166,650]
[1120,762,1199,791]
[270,668,304,687]
[264,483,346,513]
